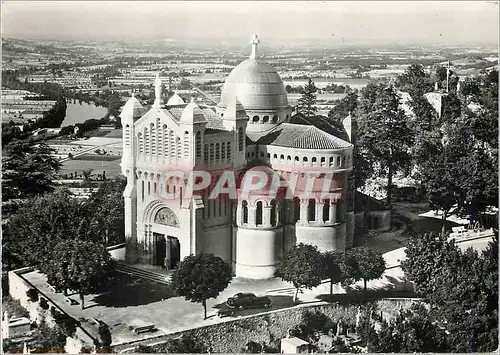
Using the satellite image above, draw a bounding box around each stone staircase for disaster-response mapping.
[115,262,172,286]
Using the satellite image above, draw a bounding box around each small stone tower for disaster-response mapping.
[120,94,144,261]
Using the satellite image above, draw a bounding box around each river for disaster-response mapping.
[61,100,108,127]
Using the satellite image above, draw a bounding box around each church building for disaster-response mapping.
[120,35,356,279]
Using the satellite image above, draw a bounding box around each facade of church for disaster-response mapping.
[120,36,356,279]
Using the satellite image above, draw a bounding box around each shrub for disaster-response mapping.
[26,288,39,302]
[39,297,49,310]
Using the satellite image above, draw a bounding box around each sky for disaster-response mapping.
[1,1,499,46]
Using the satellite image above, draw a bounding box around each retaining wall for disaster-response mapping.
[116,298,420,353]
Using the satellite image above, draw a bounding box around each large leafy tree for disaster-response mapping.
[394,64,433,96]
[2,189,98,270]
[401,232,461,297]
[46,239,115,309]
[86,178,126,246]
[370,303,449,353]
[356,83,413,206]
[296,78,318,117]
[342,247,386,300]
[171,253,232,320]
[402,232,498,352]
[2,139,61,211]
[327,90,358,125]
[275,243,323,303]
[321,251,344,295]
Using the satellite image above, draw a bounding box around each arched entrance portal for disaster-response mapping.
[153,234,180,269]
[149,206,181,269]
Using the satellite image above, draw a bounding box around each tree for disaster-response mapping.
[296,78,318,116]
[401,232,460,297]
[401,232,498,352]
[321,251,344,295]
[356,84,413,206]
[2,139,61,204]
[370,303,449,353]
[342,247,386,300]
[395,64,433,96]
[159,334,207,353]
[327,90,358,125]
[275,243,323,303]
[3,189,100,270]
[46,240,115,309]
[171,253,232,320]
[86,178,126,245]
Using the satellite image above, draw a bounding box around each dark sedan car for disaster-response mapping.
[226,293,272,310]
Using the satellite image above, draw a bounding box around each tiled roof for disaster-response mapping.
[257,123,352,150]
[289,113,350,142]
[164,105,227,131]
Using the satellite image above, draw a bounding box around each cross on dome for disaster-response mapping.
[250,34,260,59]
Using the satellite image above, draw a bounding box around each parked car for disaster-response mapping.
[226,293,272,310]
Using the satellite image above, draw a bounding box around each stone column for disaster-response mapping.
[329,201,336,223]
[237,201,243,226]
[299,200,308,225]
[248,206,257,227]
[316,203,324,224]
[263,206,272,228]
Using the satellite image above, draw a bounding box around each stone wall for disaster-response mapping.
[8,268,96,348]
[117,298,420,353]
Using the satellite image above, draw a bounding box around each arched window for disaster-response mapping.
[144,127,150,155]
[150,123,156,155]
[227,142,231,159]
[337,156,342,166]
[256,201,263,226]
[287,155,291,161]
[329,157,334,165]
[183,131,190,157]
[169,130,175,157]
[125,124,131,147]
[216,143,220,160]
[263,115,269,123]
[163,124,168,156]
[272,115,278,123]
[308,199,316,222]
[273,154,278,159]
[270,199,277,226]
[195,131,201,159]
[280,154,284,160]
[238,127,244,151]
[210,144,214,161]
[242,201,248,224]
[312,157,317,163]
[293,197,300,222]
[138,133,143,153]
[252,115,259,123]
[303,156,308,162]
[295,156,299,161]
[323,199,330,222]
[321,157,326,164]
[177,136,182,159]
[204,144,209,162]
[267,153,271,159]
[221,142,226,159]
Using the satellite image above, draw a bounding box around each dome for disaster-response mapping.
[219,59,289,110]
